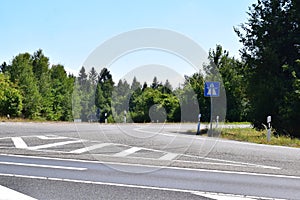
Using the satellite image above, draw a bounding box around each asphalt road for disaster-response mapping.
[1,122,300,199]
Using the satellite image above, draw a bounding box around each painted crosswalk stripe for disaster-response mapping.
[0,185,37,200]
[159,153,178,160]
[11,137,28,148]
[36,135,68,140]
[70,143,112,154]
[113,147,141,157]
[27,140,83,150]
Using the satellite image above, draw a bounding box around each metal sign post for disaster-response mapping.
[204,82,220,137]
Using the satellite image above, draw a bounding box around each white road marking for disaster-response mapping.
[0,185,37,200]
[11,137,28,148]
[3,134,280,170]
[0,154,293,180]
[70,143,112,154]
[181,154,281,170]
[0,173,284,200]
[0,161,86,171]
[113,147,141,157]
[36,135,68,140]
[192,192,268,200]
[27,140,83,150]
[159,153,178,160]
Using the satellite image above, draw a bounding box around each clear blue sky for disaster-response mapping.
[0,0,255,77]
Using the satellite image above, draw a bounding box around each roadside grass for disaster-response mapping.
[219,128,300,148]
[0,117,47,123]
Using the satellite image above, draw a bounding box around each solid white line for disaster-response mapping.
[70,143,112,154]
[113,147,141,157]
[27,140,83,150]
[159,153,178,160]
[0,154,296,180]
[181,154,281,170]
[0,173,285,200]
[0,185,37,200]
[11,137,28,148]
[0,161,87,171]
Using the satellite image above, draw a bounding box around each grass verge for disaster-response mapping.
[219,128,300,148]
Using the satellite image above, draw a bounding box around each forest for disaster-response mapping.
[0,0,299,137]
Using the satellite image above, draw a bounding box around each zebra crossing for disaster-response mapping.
[0,135,178,161]
[0,134,281,170]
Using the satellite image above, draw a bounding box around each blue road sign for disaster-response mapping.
[204,82,220,97]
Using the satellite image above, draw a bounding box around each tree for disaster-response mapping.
[163,79,172,91]
[235,0,300,136]
[50,64,74,121]
[151,76,161,89]
[8,53,41,118]
[31,49,53,119]
[95,68,114,122]
[89,67,98,86]
[0,62,8,73]
[142,82,148,91]
[32,49,49,80]
[131,76,141,91]
[129,76,181,123]
[0,74,23,117]
[78,66,88,89]
[180,73,204,122]
[111,79,131,122]
[208,45,249,122]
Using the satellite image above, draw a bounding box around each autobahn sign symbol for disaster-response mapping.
[204,82,220,97]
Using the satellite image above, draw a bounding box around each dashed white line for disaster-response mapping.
[11,137,28,148]
[70,143,112,154]
[0,161,87,171]
[113,147,141,157]
[27,140,83,150]
[159,153,178,160]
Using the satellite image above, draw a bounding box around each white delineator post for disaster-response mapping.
[267,116,271,142]
[216,115,219,128]
[124,110,127,123]
[196,113,201,135]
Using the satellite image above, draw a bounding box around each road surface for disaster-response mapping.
[0,122,300,199]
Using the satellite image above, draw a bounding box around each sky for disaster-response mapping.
[0,0,256,83]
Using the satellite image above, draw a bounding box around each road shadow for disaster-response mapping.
[171,128,208,136]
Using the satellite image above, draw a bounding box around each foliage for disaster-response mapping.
[0,74,23,117]
[1,50,74,120]
[208,45,249,122]
[8,53,42,118]
[95,68,114,122]
[235,0,300,136]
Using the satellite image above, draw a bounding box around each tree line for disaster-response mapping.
[0,0,299,137]
[0,50,74,121]
[68,46,248,125]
